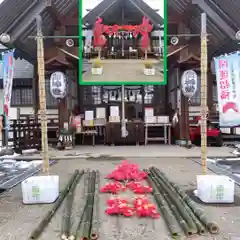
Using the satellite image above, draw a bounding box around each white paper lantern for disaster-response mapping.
[50,71,67,99]
[181,70,198,98]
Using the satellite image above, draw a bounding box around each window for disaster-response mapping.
[92,86,101,104]
[11,88,33,105]
[144,85,154,104]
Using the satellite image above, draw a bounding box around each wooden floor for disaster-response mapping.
[82,59,164,84]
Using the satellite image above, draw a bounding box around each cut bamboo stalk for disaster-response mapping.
[36,16,49,173]
[152,167,206,235]
[68,171,90,240]
[149,169,198,234]
[61,171,84,240]
[152,167,219,234]
[75,171,93,240]
[200,13,208,174]
[81,171,96,240]
[29,170,80,239]
[149,172,192,236]
[146,173,182,238]
[91,170,100,240]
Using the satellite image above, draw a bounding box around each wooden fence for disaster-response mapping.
[2,116,59,152]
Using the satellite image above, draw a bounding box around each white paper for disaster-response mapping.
[96,107,106,119]
[145,116,156,123]
[145,107,154,117]
[110,106,119,117]
[85,110,94,120]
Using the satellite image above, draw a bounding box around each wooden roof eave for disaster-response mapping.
[82,0,163,27]
[192,0,236,39]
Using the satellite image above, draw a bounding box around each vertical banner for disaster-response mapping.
[214,52,240,126]
[2,50,15,146]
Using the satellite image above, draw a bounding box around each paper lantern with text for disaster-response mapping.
[50,71,67,99]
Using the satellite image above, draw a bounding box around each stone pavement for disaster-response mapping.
[0,157,239,239]
[18,145,236,160]
[82,59,164,83]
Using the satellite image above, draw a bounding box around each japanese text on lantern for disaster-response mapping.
[218,59,229,100]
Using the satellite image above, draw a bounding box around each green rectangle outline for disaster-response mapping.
[78,0,167,85]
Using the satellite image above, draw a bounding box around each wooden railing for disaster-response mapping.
[2,116,59,151]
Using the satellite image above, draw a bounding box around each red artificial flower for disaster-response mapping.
[105,160,148,181]
[100,182,126,194]
[105,198,134,217]
[133,197,160,219]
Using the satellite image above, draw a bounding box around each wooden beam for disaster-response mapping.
[9,1,46,42]
[45,0,63,25]
[64,16,78,26]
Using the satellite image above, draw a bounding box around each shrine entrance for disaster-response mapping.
[82,0,163,60]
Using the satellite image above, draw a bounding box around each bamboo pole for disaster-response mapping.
[29,170,80,239]
[200,13,208,174]
[36,16,49,173]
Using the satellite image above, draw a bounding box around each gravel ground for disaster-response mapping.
[0,157,240,240]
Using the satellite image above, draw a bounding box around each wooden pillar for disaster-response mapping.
[58,98,66,129]
[32,64,39,115]
[177,21,190,145]
[178,69,190,145]
[207,71,214,114]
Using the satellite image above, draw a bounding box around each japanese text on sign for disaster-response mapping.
[218,59,230,100]
[184,75,196,93]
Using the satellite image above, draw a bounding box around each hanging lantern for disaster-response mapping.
[50,71,67,99]
[129,33,132,39]
[181,70,198,98]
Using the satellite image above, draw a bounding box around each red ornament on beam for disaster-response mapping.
[93,16,153,49]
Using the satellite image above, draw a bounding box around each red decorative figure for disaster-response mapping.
[139,16,153,50]
[93,17,106,47]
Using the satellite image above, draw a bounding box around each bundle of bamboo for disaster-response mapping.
[61,171,84,239]
[147,167,220,238]
[29,169,101,240]
[73,170,100,240]
[29,170,83,240]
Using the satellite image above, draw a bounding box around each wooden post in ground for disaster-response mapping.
[36,16,49,173]
[200,13,208,174]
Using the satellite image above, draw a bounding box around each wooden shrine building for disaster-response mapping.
[0,0,239,146]
[82,0,164,59]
